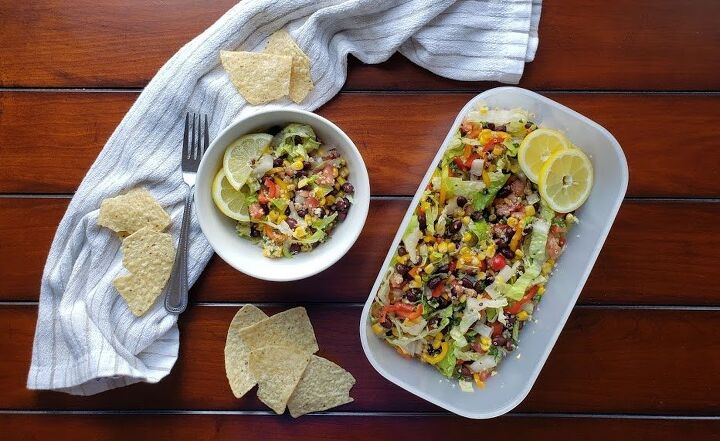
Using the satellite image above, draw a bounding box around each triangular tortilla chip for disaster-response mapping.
[249,346,311,414]
[97,188,170,235]
[224,305,269,398]
[237,307,318,355]
[220,51,292,105]
[288,355,355,417]
[112,227,175,316]
[264,30,314,103]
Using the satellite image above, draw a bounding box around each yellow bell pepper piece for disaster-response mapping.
[422,342,449,365]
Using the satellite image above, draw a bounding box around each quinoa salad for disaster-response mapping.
[369,106,592,392]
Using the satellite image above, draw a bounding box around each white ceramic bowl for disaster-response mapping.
[195,109,370,282]
[360,87,629,419]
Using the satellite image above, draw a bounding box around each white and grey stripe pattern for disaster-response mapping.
[27,0,542,395]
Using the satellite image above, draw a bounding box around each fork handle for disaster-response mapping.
[164,186,194,314]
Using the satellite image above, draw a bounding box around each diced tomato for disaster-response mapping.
[263,177,277,199]
[258,192,269,205]
[379,303,423,323]
[306,196,320,209]
[431,281,445,298]
[448,260,456,273]
[491,321,504,336]
[505,285,539,315]
[490,254,507,272]
[249,203,264,220]
[454,157,467,170]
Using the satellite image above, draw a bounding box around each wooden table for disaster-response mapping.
[1,1,719,439]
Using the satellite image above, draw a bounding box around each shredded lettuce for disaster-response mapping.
[528,219,550,262]
[402,215,422,263]
[473,171,510,210]
[270,198,289,212]
[436,341,457,378]
[236,222,253,239]
[486,307,498,322]
[458,379,474,392]
[468,220,489,242]
[425,203,439,235]
[312,212,337,232]
[297,175,317,188]
[298,229,326,244]
[503,262,541,301]
[445,177,486,200]
[455,346,483,362]
[442,130,464,166]
[272,123,320,161]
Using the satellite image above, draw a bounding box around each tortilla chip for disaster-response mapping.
[287,355,355,417]
[238,307,318,355]
[112,227,175,316]
[220,51,292,105]
[264,30,314,103]
[224,305,269,398]
[97,188,171,235]
[248,345,311,414]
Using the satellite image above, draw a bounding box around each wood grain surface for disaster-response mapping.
[1,414,718,441]
[2,92,719,196]
[3,305,719,414]
[1,198,717,305]
[1,1,719,90]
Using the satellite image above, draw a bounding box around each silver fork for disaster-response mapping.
[164,112,209,314]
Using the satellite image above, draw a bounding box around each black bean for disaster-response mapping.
[261,205,270,215]
[495,124,507,132]
[395,263,410,275]
[492,336,507,346]
[405,288,422,302]
[435,263,449,274]
[273,157,284,167]
[485,275,495,285]
[461,277,474,288]
[293,135,303,145]
[427,276,443,289]
[295,169,308,177]
[250,224,261,238]
[337,212,347,221]
[524,122,533,129]
[450,285,462,297]
[296,208,307,218]
[460,365,473,377]
[500,247,515,259]
[496,186,512,198]
[285,218,298,229]
[418,212,427,231]
[448,220,462,234]
[437,296,451,308]
[397,245,408,256]
[487,122,496,130]
[456,196,468,207]
[335,198,350,213]
[470,211,484,222]
[523,225,533,236]
[341,182,355,193]
[289,243,302,254]
[473,281,485,292]
[381,319,393,329]
[505,340,514,351]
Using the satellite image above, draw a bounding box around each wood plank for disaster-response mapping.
[2,198,718,305]
[1,1,719,90]
[3,305,720,413]
[1,414,718,441]
[2,92,719,196]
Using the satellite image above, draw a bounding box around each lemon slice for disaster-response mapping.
[212,169,251,221]
[518,128,571,183]
[223,133,273,190]
[538,149,594,213]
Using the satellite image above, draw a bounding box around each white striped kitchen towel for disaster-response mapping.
[28,0,542,395]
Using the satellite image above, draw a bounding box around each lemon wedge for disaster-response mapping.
[212,169,251,221]
[223,133,273,190]
[518,128,571,183]
[538,149,594,213]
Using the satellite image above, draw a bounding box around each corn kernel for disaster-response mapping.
[507,217,518,227]
[421,201,431,212]
[486,243,496,257]
[319,197,326,206]
[268,211,278,222]
[492,146,503,156]
[423,235,434,243]
[454,208,465,218]
[538,286,546,295]
[462,216,471,225]
[326,195,336,205]
[413,275,422,284]
[424,263,435,274]
[459,294,467,303]
[517,311,530,321]
[332,167,339,178]
[477,253,486,261]
[291,160,304,171]
[262,248,271,257]
[566,213,578,224]
[337,176,347,186]
[437,242,448,253]
[480,336,491,346]
[277,214,287,223]
[473,374,486,389]
[409,280,422,288]
[458,257,466,265]
[479,129,492,144]
[525,205,536,217]
[460,246,471,255]
[293,226,307,239]
[463,232,473,243]
[477,271,486,279]
[471,257,480,266]
[340,167,349,178]
[447,242,457,252]
[396,255,408,264]
[515,249,524,258]
[542,262,552,275]
[371,322,385,335]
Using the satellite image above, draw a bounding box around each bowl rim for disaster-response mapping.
[194,108,370,282]
[358,86,629,419]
